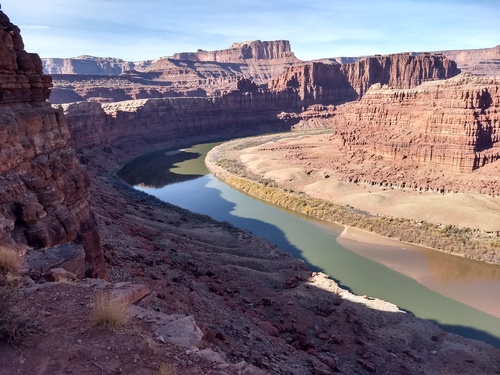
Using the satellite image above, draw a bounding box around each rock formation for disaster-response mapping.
[44,40,302,104]
[58,52,462,154]
[61,90,296,151]
[268,53,460,104]
[43,43,500,105]
[42,55,146,75]
[0,11,106,278]
[329,74,500,173]
[172,40,296,62]
[438,45,500,76]
[285,73,500,187]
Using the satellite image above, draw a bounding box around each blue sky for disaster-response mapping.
[4,0,500,61]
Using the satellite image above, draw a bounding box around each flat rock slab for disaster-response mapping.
[129,305,204,348]
[108,281,151,305]
[24,243,85,278]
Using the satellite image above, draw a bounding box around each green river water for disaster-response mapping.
[118,141,500,347]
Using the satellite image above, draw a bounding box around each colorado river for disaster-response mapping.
[118,141,500,347]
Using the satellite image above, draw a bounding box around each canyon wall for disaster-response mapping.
[439,45,500,76]
[61,89,299,151]
[45,40,302,104]
[43,56,140,75]
[268,53,460,104]
[0,11,106,277]
[172,40,297,62]
[60,53,462,154]
[327,74,500,172]
[43,43,500,105]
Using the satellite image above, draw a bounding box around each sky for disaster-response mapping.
[3,0,500,62]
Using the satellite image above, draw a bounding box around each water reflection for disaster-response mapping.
[118,148,204,188]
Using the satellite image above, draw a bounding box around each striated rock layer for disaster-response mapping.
[0,11,106,277]
[268,53,460,104]
[439,45,500,76]
[61,90,297,151]
[45,40,302,104]
[42,55,147,75]
[59,53,462,156]
[172,40,296,62]
[329,74,500,173]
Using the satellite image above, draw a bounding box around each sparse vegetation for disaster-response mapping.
[0,247,22,275]
[0,282,42,344]
[159,363,176,375]
[92,294,128,328]
[0,246,40,344]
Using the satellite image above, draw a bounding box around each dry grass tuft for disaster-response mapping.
[0,287,42,344]
[159,363,176,375]
[92,294,128,328]
[0,247,22,275]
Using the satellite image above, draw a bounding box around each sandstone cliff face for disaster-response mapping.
[62,89,297,151]
[439,45,500,76]
[45,40,302,104]
[0,11,106,278]
[329,74,500,173]
[269,53,460,104]
[59,53,463,156]
[42,56,150,75]
[172,40,296,62]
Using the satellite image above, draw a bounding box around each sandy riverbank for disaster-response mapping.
[241,133,500,232]
[337,226,500,318]
[206,131,500,264]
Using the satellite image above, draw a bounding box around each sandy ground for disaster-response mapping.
[239,134,500,232]
[337,226,500,318]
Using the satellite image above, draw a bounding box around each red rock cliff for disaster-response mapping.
[172,40,297,62]
[0,11,106,278]
[331,74,500,173]
[268,53,460,104]
[62,89,297,152]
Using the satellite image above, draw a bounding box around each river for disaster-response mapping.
[118,141,500,347]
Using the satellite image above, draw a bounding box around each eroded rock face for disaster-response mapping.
[42,56,141,75]
[268,53,460,104]
[44,40,302,104]
[299,74,500,173]
[440,45,500,76]
[62,90,297,150]
[172,40,296,62]
[60,53,462,154]
[0,11,106,278]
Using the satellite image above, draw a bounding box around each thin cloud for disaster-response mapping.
[3,0,500,60]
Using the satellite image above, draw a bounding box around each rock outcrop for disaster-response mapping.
[439,45,500,76]
[61,90,298,151]
[269,53,460,104]
[0,11,106,278]
[44,40,302,104]
[42,55,146,75]
[59,53,462,154]
[172,40,296,62]
[295,74,500,174]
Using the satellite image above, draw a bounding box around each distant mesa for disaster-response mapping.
[172,40,298,62]
[42,40,299,75]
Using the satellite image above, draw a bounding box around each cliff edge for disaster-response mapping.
[0,11,106,278]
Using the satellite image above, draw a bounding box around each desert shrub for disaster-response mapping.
[0,287,42,344]
[0,247,22,275]
[159,363,176,375]
[92,294,128,328]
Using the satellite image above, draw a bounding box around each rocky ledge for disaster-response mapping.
[0,11,106,278]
